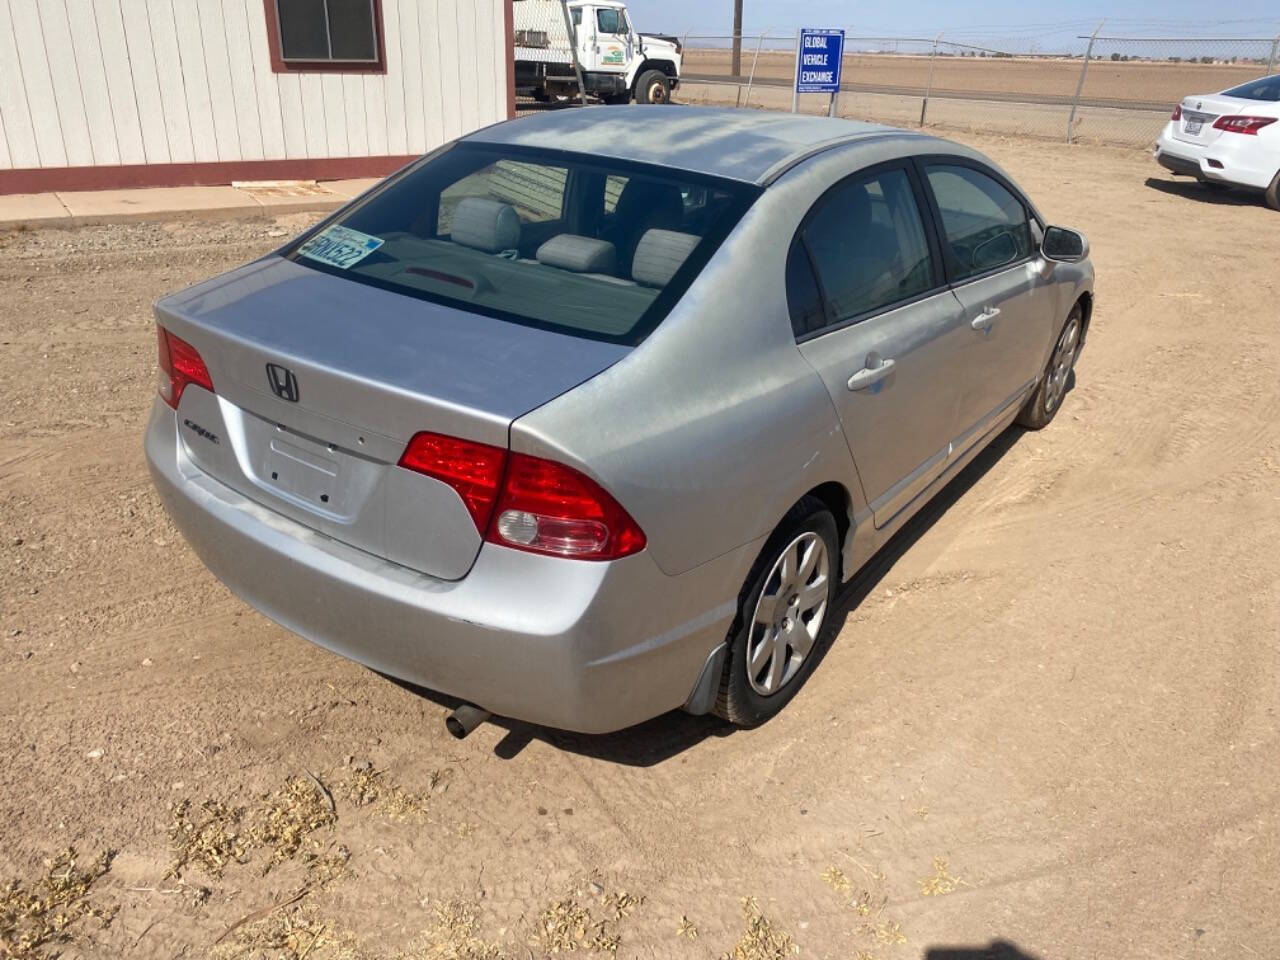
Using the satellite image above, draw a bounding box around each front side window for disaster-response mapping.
[288,144,756,345]
[926,164,1032,281]
[274,0,379,63]
[1223,75,1280,101]
[597,8,626,34]
[797,167,936,329]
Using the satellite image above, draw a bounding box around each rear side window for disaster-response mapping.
[287,144,757,345]
[785,242,825,337]
[1223,75,1280,101]
[926,164,1033,281]
[797,167,935,328]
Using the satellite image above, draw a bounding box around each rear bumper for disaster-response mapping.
[1154,123,1276,190]
[145,400,750,733]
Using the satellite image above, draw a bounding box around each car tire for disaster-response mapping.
[1017,301,1084,430]
[714,497,840,727]
[1265,171,1280,211]
[635,69,670,105]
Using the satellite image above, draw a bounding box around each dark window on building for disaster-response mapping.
[274,0,380,64]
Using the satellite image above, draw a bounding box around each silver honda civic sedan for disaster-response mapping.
[145,107,1093,735]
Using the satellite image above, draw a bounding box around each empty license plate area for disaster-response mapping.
[267,435,340,506]
[237,412,381,522]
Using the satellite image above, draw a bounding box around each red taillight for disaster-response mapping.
[156,325,213,408]
[1171,104,1182,121]
[489,453,646,560]
[1212,115,1277,135]
[396,433,647,561]
[398,432,507,532]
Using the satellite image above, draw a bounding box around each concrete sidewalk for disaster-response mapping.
[0,177,381,229]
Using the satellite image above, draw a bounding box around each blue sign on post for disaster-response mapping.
[795,28,845,94]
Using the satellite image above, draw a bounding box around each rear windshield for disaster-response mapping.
[286,143,758,345]
[1223,75,1280,101]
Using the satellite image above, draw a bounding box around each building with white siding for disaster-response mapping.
[0,0,513,193]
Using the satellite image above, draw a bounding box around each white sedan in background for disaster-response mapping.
[1155,73,1280,210]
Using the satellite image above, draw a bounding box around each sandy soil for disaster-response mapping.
[684,49,1270,103]
[2,137,1279,959]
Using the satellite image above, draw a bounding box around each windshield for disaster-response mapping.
[287,143,757,345]
[1223,75,1280,101]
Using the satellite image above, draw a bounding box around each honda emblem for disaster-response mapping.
[266,363,299,402]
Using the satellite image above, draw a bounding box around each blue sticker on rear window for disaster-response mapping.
[297,225,384,269]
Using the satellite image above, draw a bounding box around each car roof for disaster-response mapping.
[464,106,933,185]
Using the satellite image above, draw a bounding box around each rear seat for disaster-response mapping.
[535,234,617,276]
[631,229,700,287]
[450,197,521,254]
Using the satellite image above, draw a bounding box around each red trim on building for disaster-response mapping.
[504,0,516,118]
[0,155,420,196]
[262,0,388,74]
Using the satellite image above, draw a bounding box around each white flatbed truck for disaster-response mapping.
[513,0,682,104]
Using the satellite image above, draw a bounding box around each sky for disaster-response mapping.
[623,1,1280,49]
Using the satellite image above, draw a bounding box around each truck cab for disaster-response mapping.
[514,0,681,105]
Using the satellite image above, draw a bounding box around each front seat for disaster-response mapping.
[605,179,685,278]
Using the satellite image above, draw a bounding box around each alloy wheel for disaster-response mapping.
[745,531,830,696]
[1044,313,1080,414]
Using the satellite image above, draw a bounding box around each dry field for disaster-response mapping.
[2,135,1280,959]
[684,49,1270,105]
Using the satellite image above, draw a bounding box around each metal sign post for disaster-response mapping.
[794,28,844,115]
[791,29,801,113]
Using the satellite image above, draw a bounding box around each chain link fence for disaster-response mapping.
[512,0,586,111]
[677,31,1280,148]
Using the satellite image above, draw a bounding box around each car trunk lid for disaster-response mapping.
[1172,94,1249,146]
[155,255,629,581]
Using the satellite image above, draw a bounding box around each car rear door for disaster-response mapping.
[919,160,1055,451]
[791,162,969,528]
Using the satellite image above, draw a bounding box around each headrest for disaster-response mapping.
[631,229,700,287]
[535,235,617,274]
[450,197,521,253]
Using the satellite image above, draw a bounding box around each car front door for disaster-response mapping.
[921,161,1056,451]
[792,163,970,528]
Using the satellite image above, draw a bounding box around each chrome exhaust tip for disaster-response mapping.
[445,703,491,739]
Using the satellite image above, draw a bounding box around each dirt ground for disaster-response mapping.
[684,49,1268,103]
[2,134,1279,960]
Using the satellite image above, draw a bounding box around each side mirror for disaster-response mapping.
[1042,225,1088,263]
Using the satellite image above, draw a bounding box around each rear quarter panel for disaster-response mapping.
[510,176,858,580]
[512,139,958,581]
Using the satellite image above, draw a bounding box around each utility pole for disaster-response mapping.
[731,0,743,77]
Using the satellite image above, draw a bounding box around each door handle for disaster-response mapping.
[847,354,896,391]
[971,306,1000,331]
